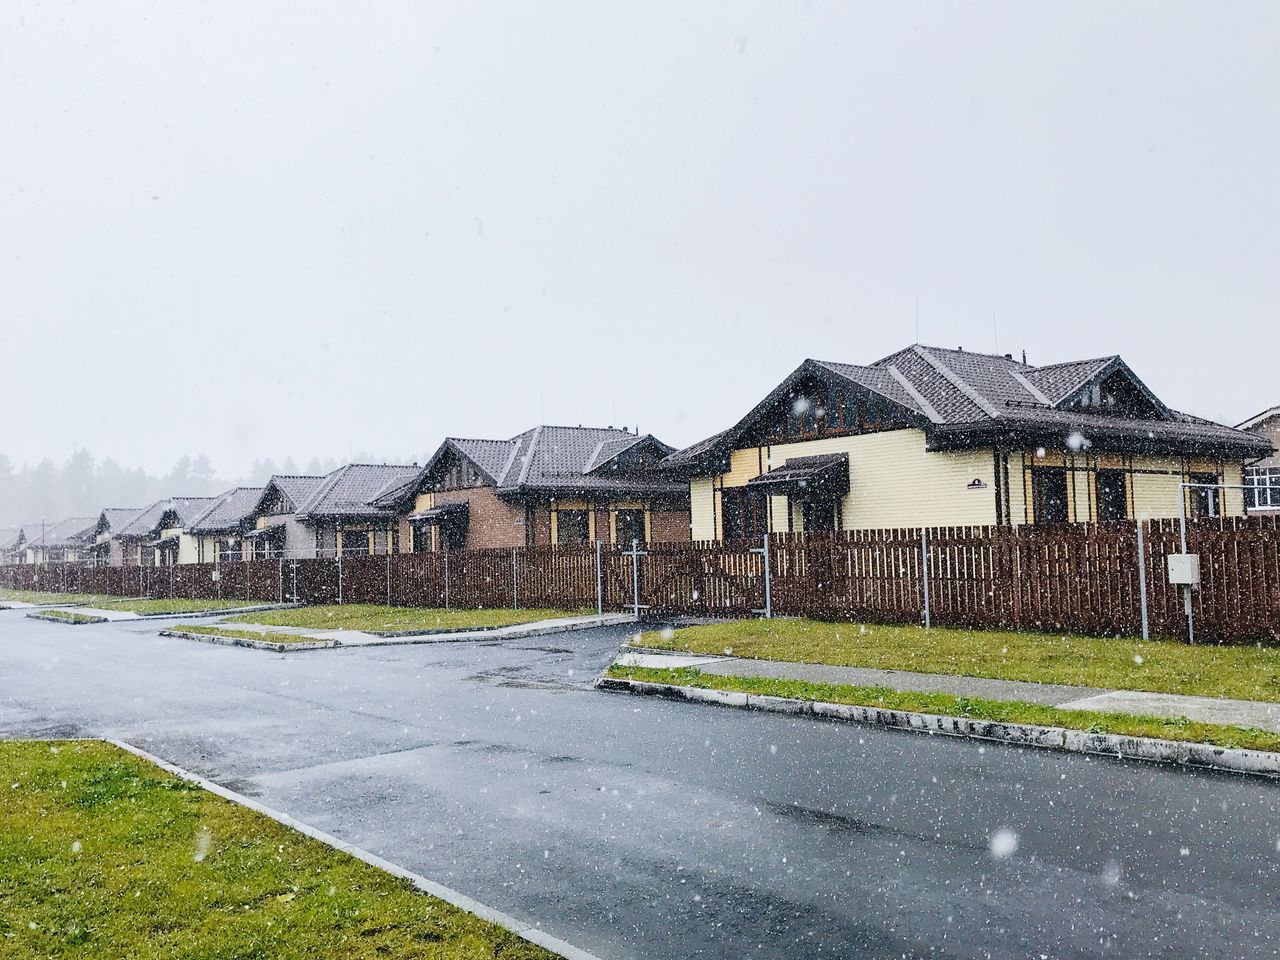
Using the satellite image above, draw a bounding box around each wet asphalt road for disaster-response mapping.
[2,608,1280,959]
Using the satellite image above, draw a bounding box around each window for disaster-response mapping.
[615,509,645,546]
[722,488,768,540]
[1095,469,1128,522]
[556,509,589,545]
[1246,467,1280,510]
[342,530,370,555]
[218,539,242,563]
[1187,472,1220,519]
[1032,467,1070,524]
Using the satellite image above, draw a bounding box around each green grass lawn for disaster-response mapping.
[0,589,135,606]
[98,598,268,615]
[607,664,1280,754]
[0,740,556,959]
[639,619,1280,704]
[225,604,590,633]
[183,625,334,646]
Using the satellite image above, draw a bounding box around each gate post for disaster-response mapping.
[631,539,641,618]
[1136,520,1150,641]
[511,548,519,610]
[920,529,931,629]
[386,553,392,607]
[595,539,603,615]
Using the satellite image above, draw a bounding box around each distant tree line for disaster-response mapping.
[0,450,353,528]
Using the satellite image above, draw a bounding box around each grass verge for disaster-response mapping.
[639,619,1280,704]
[98,598,270,616]
[0,590,136,606]
[224,604,590,633]
[0,739,557,959]
[182,625,334,646]
[606,664,1280,754]
[29,610,105,624]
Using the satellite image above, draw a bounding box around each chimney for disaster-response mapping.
[1021,349,1027,364]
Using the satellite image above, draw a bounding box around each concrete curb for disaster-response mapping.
[596,677,1280,779]
[159,629,339,652]
[162,613,636,653]
[24,601,301,625]
[26,610,105,625]
[365,612,631,638]
[104,738,601,960]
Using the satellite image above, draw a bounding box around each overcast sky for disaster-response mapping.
[3,2,1277,477]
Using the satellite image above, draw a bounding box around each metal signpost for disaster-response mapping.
[920,529,931,630]
[595,539,604,615]
[1135,520,1149,641]
[750,533,772,619]
[625,538,649,618]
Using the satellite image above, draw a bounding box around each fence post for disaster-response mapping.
[443,550,450,609]
[511,548,519,610]
[291,561,298,605]
[337,550,343,605]
[920,529,931,629]
[595,539,603,615]
[1136,520,1150,641]
[630,538,641,618]
[215,549,222,601]
[386,554,392,607]
[751,533,773,618]
[278,556,284,605]
[245,554,250,601]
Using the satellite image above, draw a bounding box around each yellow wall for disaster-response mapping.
[691,429,999,535]
[690,478,715,540]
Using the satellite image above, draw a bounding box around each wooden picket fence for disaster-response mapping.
[4,515,1279,643]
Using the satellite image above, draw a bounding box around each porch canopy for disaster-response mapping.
[746,453,849,499]
[246,517,287,539]
[408,501,470,549]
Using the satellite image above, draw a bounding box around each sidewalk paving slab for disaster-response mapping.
[621,649,1280,733]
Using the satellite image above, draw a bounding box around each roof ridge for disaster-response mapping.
[513,425,543,487]
[916,343,1030,365]
[1237,406,1280,430]
[912,345,1002,419]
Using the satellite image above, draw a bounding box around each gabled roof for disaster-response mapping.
[31,516,99,548]
[187,487,266,534]
[665,344,1271,470]
[97,508,143,537]
[374,426,684,509]
[117,497,220,540]
[1238,406,1280,432]
[294,464,421,521]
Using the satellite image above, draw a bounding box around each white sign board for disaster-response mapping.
[1167,553,1200,586]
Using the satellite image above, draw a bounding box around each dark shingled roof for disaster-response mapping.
[374,426,684,508]
[30,517,98,548]
[665,344,1271,470]
[117,497,220,540]
[295,464,421,521]
[187,487,266,534]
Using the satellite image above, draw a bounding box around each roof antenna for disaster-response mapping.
[1021,349,1027,365]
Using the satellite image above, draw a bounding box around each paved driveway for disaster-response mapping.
[2,609,1279,959]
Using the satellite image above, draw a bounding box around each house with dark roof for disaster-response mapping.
[22,517,98,564]
[115,497,221,566]
[184,487,266,562]
[87,508,143,566]
[373,425,690,551]
[228,467,424,560]
[1238,406,1280,514]
[663,345,1272,539]
[238,474,328,558]
[0,526,29,565]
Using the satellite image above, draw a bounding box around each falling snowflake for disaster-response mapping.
[1101,860,1123,887]
[989,829,1019,859]
[660,627,675,641]
[70,840,82,854]
[1066,431,1091,452]
[1133,654,1144,665]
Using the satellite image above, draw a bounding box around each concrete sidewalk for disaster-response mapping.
[615,650,1280,733]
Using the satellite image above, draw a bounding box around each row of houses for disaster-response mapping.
[4,345,1278,567]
